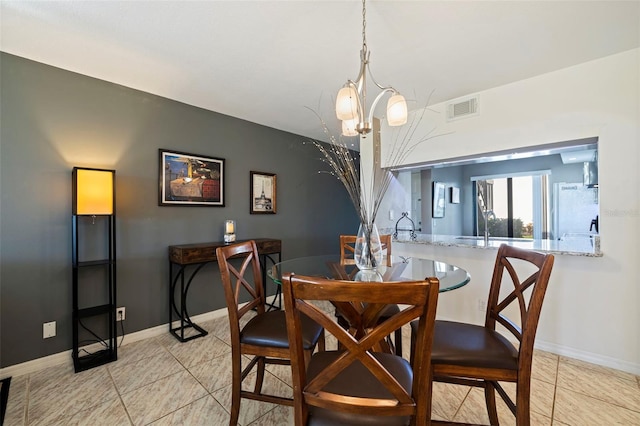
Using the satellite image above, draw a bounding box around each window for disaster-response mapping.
[473,172,549,239]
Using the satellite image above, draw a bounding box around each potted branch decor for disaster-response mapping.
[308,104,445,270]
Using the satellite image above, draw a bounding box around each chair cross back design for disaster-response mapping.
[489,247,549,342]
[337,233,402,356]
[423,244,555,426]
[223,246,264,318]
[216,241,324,426]
[283,273,439,425]
[340,234,392,268]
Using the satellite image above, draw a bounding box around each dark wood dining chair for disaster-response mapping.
[340,233,392,267]
[411,244,555,426]
[216,241,325,426]
[337,233,403,356]
[283,273,439,425]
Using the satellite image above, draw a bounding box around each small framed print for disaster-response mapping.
[450,187,460,204]
[159,149,225,207]
[250,171,276,214]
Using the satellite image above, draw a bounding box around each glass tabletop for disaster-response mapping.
[268,255,470,292]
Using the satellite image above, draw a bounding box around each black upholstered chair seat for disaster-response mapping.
[431,320,519,370]
[241,310,323,350]
[306,351,413,426]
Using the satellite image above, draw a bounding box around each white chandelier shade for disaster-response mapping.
[341,118,359,137]
[386,94,408,126]
[336,87,359,121]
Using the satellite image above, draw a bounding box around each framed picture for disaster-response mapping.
[433,181,446,218]
[250,171,276,214]
[450,187,460,204]
[159,149,225,206]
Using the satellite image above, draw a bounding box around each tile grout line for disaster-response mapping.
[111,343,184,395]
[159,337,215,419]
[109,336,201,425]
[549,353,560,425]
[24,374,31,426]
[555,358,640,414]
[554,360,640,413]
[449,386,472,422]
[151,394,214,426]
[106,362,135,426]
[560,355,638,382]
[245,405,281,426]
[166,333,236,421]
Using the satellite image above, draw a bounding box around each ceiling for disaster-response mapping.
[1,1,638,146]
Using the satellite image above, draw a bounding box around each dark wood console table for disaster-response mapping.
[168,238,282,342]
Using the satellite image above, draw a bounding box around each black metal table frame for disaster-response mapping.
[169,250,282,343]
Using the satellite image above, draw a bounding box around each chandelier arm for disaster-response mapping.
[351,47,368,93]
[366,87,397,126]
[366,56,397,93]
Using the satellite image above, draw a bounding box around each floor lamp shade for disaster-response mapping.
[73,167,115,215]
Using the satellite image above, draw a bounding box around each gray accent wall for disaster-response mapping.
[0,53,359,367]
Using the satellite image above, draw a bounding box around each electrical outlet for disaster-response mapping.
[477,298,487,312]
[43,321,56,338]
[116,307,126,321]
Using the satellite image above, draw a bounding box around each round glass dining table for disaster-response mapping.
[268,255,471,292]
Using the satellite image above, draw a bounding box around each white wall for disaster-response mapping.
[373,49,640,374]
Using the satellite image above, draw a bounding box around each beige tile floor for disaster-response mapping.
[4,309,640,426]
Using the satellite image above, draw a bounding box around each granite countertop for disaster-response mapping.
[388,232,602,257]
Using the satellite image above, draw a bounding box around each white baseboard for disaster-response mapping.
[535,340,640,376]
[9,296,634,379]
[0,350,73,381]
[0,296,281,380]
[0,306,229,380]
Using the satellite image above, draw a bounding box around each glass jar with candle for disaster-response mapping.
[224,220,236,243]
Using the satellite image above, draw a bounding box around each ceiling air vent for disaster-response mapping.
[447,96,479,121]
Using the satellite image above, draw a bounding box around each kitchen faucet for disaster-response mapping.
[477,181,493,245]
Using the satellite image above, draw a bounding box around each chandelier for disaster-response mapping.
[335,0,408,137]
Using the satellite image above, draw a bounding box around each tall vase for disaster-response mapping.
[354,222,383,270]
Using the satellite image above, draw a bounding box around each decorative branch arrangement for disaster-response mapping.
[307,93,448,228]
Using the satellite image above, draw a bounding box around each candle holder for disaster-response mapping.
[224,219,236,244]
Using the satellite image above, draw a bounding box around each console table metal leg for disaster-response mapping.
[262,253,282,311]
[169,263,208,342]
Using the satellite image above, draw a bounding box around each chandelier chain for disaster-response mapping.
[361,0,367,52]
